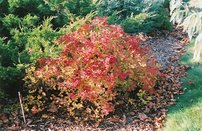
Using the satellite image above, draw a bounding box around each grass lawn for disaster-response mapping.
[163,41,202,131]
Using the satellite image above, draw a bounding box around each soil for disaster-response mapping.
[0,29,189,130]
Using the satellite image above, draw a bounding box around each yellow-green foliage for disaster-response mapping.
[137,89,153,105]
[0,0,95,96]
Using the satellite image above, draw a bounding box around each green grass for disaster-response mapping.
[163,40,202,131]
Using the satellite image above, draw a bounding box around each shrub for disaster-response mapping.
[66,0,96,16]
[97,0,145,17]
[24,17,160,122]
[0,0,95,97]
[0,38,23,96]
[0,16,62,97]
[9,16,62,62]
[96,0,172,33]
[7,0,95,26]
[121,13,154,33]
[0,66,23,96]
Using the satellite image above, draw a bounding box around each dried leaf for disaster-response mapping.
[0,114,9,123]
[107,116,120,123]
[130,111,135,116]
[31,105,38,115]
[138,113,148,121]
[48,103,58,113]
[188,80,194,85]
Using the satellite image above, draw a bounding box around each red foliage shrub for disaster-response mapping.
[24,17,160,121]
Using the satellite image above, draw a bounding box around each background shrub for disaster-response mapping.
[0,0,95,97]
[121,13,154,33]
[24,17,160,122]
[96,0,172,33]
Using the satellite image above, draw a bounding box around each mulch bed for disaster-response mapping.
[0,29,190,130]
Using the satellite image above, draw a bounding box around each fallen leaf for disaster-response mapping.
[188,80,194,85]
[31,105,38,115]
[107,116,120,123]
[122,114,126,126]
[0,113,9,123]
[48,103,58,113]
[130,111,135,116]
[138,113,148,121]
[7,126,20,130]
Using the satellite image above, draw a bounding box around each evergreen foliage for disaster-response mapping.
[0,0,95,96]
[96,0,172,33]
